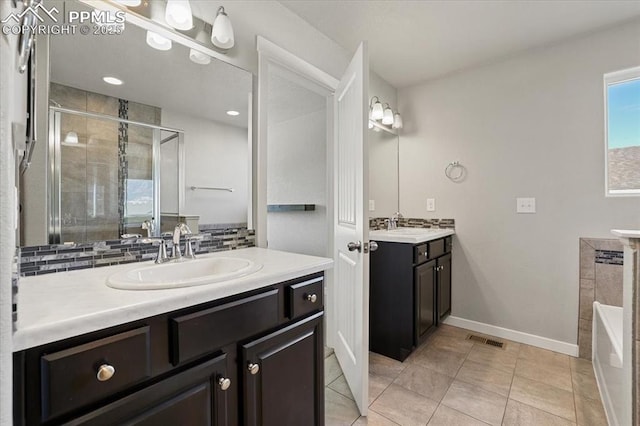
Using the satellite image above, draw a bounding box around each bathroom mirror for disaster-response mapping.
[369,126,399,218]
[20,0,252,246]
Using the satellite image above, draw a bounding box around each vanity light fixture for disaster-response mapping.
[382,103,394,125]
[147,0,172,51]
[103,76,123,85]
[211,6,235,50]
[113,0,141,6]
[370,96,384,121]
[146,31,172,51]
[189,22,211,64]
[63,131,79,144]
[226,110,240,116]
[392,112,403,129]
[165,0,194,31]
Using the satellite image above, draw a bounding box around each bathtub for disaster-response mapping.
[592,302,623,426]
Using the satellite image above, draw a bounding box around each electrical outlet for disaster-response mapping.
[427,198,436,212]
[516,197,536,213]
[369,200,375,211]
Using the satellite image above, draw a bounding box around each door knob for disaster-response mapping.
[248,363,260,375]
[369,241,378,252]
[218,377,231,391]
[347,241,362,252]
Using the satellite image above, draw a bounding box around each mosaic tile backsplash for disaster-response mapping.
[19,225,254,277]
[370,217,455,230]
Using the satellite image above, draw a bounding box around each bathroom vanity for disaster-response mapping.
[12,248,332,426]
[369,229,454,361]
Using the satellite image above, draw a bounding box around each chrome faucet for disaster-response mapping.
[141,218,155,238]
[172,222,192,260]
[385,212,403,230]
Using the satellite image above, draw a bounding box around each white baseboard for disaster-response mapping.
[443,316,579,357]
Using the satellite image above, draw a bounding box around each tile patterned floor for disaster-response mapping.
[325,325,608,425]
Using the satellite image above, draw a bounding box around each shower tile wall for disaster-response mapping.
[578,238,624,359]
[50,83,160,243]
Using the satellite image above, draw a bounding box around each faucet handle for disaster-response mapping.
[140,238,169,264]
[121,233,142,240]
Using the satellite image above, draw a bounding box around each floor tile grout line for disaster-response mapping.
[365,407,401,426]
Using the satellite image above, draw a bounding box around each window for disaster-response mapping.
[604,66,640,196]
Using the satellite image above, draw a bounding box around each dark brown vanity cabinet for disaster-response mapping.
[370,236,452,361]
[14,273,325,426]
[242,312,324,426]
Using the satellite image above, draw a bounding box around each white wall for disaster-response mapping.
[369,72,399,218]
[212,1,349,79]
[267,109,327,257]
[0,2,26,422]
[162,109,249,225]
[397,20,640,345]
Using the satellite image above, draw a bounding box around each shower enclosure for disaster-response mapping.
[48,106,182,244]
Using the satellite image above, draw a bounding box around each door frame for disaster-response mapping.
[256,36,339,348]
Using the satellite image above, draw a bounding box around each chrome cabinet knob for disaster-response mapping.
[248,363,260,375]
[218,377,231,391]
[307,293,318,303]
[96,364,115,382]
[369,241,378,252]
[347,241,362,252]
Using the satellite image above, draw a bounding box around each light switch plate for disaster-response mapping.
[427,198,436,212]
[516,197,536,213]
[369,200,375,212]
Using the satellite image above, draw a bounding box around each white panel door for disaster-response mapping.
[333,42,369,415]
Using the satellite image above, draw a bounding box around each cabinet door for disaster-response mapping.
[66,354,231,426]
[415,260,436,345]
[242,312,323,426]
[438,253,452,321]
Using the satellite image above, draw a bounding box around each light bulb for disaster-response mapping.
[392,112,403,129]
[165,0,193,30]
[382,105,394,125]
[371,99,384,121]
[211,7,234,49]
[146,31,172,51]
[189,49,210,64]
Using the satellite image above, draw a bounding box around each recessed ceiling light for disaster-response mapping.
[103,76,123,85]
[226,110,240,116]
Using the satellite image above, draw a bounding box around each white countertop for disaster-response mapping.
[611,229,640,239]
[370,228,455,244]
[13,247,333,352]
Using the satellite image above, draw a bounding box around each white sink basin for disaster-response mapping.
[370,227,455,244]
[107,257,263,290]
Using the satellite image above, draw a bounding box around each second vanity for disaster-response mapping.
[369,228,455,361]
[12,248,332,426]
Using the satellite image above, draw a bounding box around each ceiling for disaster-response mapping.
[279,0,640,88]
[50,2,251,128]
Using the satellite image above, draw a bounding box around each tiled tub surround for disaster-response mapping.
[578,238,624,359]
[49,82,161,243]
[370,217,455,230]
[19,226,254,277]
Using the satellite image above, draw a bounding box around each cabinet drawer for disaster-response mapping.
[287,276,323,319]
[428,239,445,259]
[414,244,428,264]
[40,326,151,422]
[170,289,279,365]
